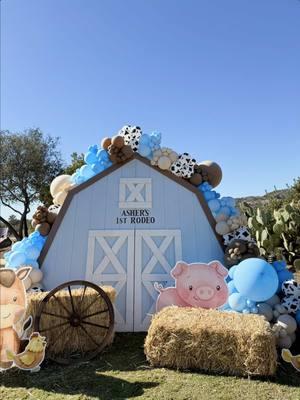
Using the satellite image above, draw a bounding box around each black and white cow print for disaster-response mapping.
[170,153,196,179]
[281,279,300,314]
[118,125,142,152]
[223,226,253,246]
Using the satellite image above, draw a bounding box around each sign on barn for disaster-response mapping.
[39,155,224,332]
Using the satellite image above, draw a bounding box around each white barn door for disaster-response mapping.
[134,230,182,331]
[86,229,182,332]
[86,230,134,331]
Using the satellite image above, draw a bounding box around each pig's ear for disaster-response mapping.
[171,261,189,278]
[208,261,228,277]
[16,267,32,281]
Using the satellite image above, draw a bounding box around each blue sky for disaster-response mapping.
[1,0,300,219]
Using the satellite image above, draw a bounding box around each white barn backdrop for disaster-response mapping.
[40,157,224,331]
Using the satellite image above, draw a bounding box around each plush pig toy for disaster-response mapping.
[155,261,229,312]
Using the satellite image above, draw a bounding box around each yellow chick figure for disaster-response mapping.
[282,349,300,372]
[6,332,47,372]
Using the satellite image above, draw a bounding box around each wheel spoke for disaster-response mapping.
[52,294,71,316]
[40,320,69,333]
[47,324,70,349]
[41,311,69,320]
[79,324,100,348]
[79,285,87,313]
[82,309,109,320]
[81,320,109,329]
[68,286,76,314]
[80,294,100,315]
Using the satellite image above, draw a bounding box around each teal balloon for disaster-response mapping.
[228,293,247,312]
[234,258,278,302]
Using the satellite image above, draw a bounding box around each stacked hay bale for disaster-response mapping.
[26,286,116,356]
[145,307,277,377]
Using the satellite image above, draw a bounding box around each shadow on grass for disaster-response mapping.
[1,333,157,400]
[2,332,300,399]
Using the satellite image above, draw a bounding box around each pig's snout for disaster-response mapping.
[196,286,214,301]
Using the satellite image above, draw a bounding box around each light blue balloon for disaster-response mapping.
[228,265,236,280]
[25,259,39,268]
[97,149,109,161]
[228,293,247,312]
[219,206,231,216]
[204,191,216,201]
[251,306,258,314]
[139,134,150,145]
[25,245,40,260]
[242,308,250,314]
[228,280,238,294]
[8,251,27,268]
[208,199,221,212]
[84,151,98,165]
[234,258,278,302]
[138,143,151,157]
[80,165,95,180]
[91,163,105,174]
[11,241,23,251]
[246,299,256,308]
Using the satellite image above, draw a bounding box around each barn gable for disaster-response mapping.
[40,154,224,331]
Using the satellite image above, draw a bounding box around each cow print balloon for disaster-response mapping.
[170,153,196,179]
[118,125,142,152]
[281,280,300,314]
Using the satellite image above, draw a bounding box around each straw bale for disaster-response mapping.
[26,286,116,356]
[144,306,277,377]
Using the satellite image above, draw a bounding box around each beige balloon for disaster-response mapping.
[158,156,171,170]
[30,268,43,284]
[198,161,222,188]
[23,276,32,291]
[50,175,72,197]
[215,221,230,236]
[53,190,68,206]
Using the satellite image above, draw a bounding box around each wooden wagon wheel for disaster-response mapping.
[34,280,115,365]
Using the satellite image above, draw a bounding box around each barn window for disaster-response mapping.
[119,178,152,209]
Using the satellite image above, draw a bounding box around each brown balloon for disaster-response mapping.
[111,135,125,149]
[46,211,57,225]
[101,137,112,150]
[198,160,222,188]
[189,173,203,186]
[35,222,51,237]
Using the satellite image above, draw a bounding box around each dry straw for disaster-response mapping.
[145,306,277,377]
[26,286,116,356]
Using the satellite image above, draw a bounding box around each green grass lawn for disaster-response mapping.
[1,333,300,400]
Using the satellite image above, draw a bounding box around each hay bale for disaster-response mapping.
[145,306,277,377]
[26,286,116,356]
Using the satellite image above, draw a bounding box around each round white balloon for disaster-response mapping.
[50,175,72,197]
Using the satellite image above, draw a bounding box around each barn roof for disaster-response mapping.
[39,154,224,265]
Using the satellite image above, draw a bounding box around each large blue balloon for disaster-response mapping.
[138,143,151,157]
[234,258,278,302]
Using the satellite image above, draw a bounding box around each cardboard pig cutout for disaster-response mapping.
[155,261,229,312]
[0,267,46,372]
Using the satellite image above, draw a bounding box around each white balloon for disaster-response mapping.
[277,314,297,334]
[50,175,72,197]
[30,268,43,284]
[216,221,230,236]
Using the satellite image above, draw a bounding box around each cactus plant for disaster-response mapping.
[241,201,300,266]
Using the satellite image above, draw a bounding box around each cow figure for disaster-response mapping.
[0,267,31,370]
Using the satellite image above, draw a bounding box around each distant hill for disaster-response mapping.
[236,188,289,209]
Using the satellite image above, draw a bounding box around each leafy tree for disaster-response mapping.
[64,152,84,175]
[0,129,63,239]
[39,152,84,206]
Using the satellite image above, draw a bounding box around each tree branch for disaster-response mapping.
[0,216,21,241]
[0,197,22,216]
